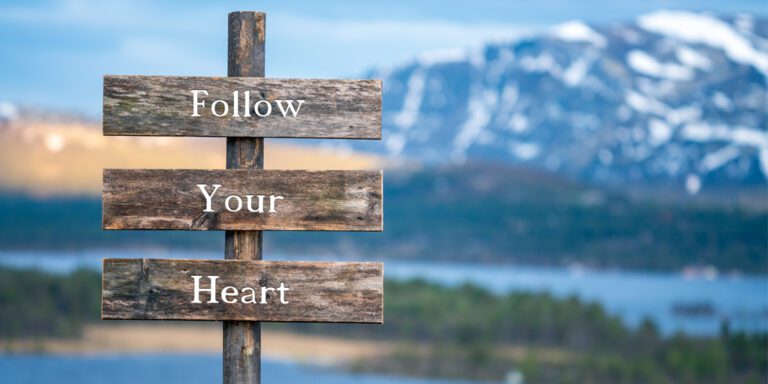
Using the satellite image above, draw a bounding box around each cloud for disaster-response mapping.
[0,1,535,77]
[0,0,217,34]
[272,14,534,46]
[265,14,537,78]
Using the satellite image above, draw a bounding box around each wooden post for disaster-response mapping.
[224,11,265,384]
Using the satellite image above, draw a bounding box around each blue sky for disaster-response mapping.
[0,0,765,115]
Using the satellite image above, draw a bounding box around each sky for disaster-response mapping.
[0,0,765,115]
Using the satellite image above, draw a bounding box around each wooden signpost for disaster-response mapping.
[103,169,382,231]
[103,259,383,323]
[100,11,384,384]
[104,76,381,139]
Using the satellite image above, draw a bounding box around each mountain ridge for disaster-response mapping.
[352,10,768,194]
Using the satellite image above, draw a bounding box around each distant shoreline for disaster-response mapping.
[0,324,392,366]
[1,248,765,278]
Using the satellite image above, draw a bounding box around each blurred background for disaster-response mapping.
[0,1,767,383]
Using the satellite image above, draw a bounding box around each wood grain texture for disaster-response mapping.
[228,11,265,78]
[102,169,383,231]
[103,75,382,139]
[102,259,384,323]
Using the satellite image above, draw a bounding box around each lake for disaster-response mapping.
[0,250,765,336]
[0,355,479,384]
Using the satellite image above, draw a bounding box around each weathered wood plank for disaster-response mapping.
[103,75,381,139]
[102,259,384,323]
[102,169,383,231]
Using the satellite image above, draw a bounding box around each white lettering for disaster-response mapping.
[196,184,281,214]
[243,91,251,117]
[232,90,240,117]
[191,275,219,304]
[225,195,243,212]
[260,286,275,304]
[221,286,239,304]
[191,90,208,117]
[275,100,304,117]
[211,99,229,117]
[241,287,258,304]
[191,276,289,305]
[246,195,265,213]
[277,282,290,304]
[197,184,222,213]
[254,100,272,117]
[269,195,284,213]
[190,90,303,118]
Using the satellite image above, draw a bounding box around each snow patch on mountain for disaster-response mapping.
[550,21,607,48]
[675,46,712,70]
[711,92,732,111]
[509,141,540,160]
[393,71,426,130]
[417,47,468,66]
[563,56,593,86]
[637,10,768,76]
[648,119,673,145]
[453,88,497,161]
[625,91,668,116]
[627,50,694,80]
[701,145,742,173]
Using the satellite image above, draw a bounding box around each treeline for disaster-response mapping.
[0,194,221,251]
[1,163,766,272]
[0,266,765,383]
[287,279,768,383]
[0,266,99,339]
[272,164,767,272]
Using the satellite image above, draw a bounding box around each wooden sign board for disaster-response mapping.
[103,169,383,231]
[102,259,383,323]
[103,76,381,139]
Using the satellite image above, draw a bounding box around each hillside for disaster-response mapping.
[272,163,767,272]
[0,163,764,273]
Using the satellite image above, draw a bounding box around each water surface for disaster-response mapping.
[0,355,479,384]
[1,250,765,336]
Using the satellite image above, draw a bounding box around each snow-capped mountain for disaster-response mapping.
[358,10,768,193]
